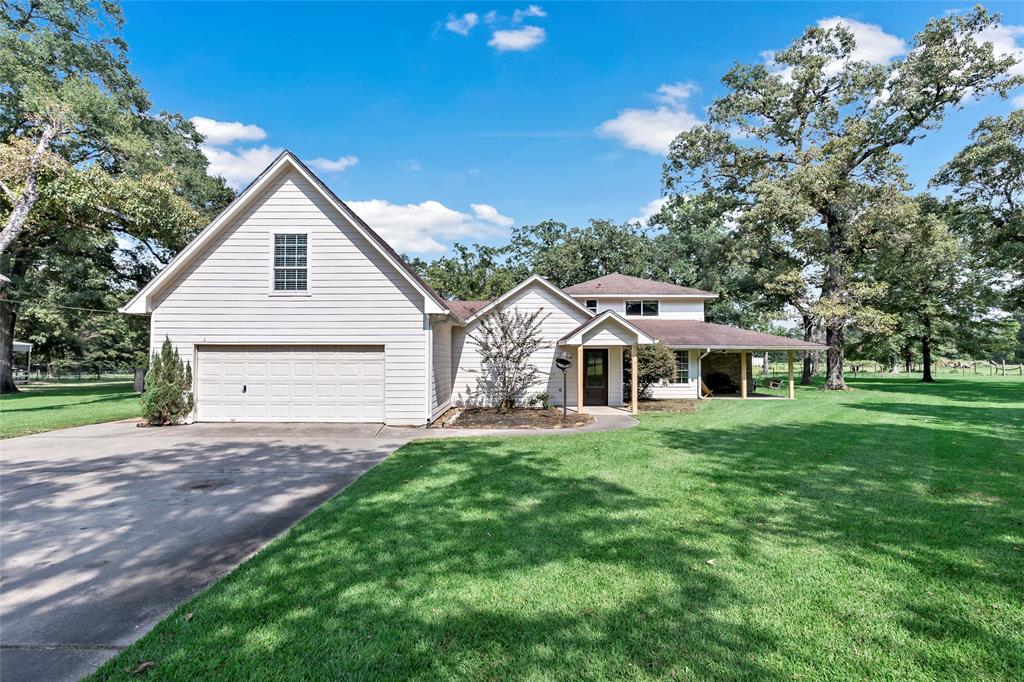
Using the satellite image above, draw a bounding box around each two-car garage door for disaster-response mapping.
[196,345,385,422]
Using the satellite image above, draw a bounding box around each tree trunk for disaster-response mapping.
[0,290,17,394]
[921,325,934,383]
[821,211,847,390]
[902,346,913,374]
[0,122,59,256]
[824,321,847,389]
[800,314,814,385]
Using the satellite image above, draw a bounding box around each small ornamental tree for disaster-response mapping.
[628,344,677,397]
[141,337,193,425]
[470,307,548,411]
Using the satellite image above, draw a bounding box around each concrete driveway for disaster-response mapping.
[0,421,414,682]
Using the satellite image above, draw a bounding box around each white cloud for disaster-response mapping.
[488,25,546,52]
[629,197,669,224]
[190,116,267,146]
[445,12,478,36]
[1013,93,1024,109]
[976,23,1024,77]
[470,203,514,227]
[200,144,283,189]
[763,17,906,79]
[399,159,423,171]
[311,155,359,172]
[483,10,498,24]
[597,81,702,155]
[817,17,907,65]
[347,199,513,254]
[513,5,546,23]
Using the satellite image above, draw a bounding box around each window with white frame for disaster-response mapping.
[585,299,598,312]
[626,300,659,316]
[673,350,689,383]
[273,234,307,292]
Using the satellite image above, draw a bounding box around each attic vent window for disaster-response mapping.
[585,299,598,312]
[274,234,307,292]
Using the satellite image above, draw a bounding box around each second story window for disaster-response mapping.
[274,234,307,292]
[585,299,598,312]
[626,300,659,316]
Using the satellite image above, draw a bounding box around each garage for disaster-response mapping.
[196,345,385,422]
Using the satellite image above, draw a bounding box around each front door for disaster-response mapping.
[583,349,609,406]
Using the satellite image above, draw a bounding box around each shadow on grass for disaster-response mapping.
[86,438,778,680]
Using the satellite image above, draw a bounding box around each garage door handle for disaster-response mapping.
[242,384,246,394]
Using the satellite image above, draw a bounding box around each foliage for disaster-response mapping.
[88,376,1024,681]
[528,391,552,410]
[0,0,233,392]
[406,243,527,300]
[662,6,1022,389]
[469,307,548,411]
[510,219,658,288]
[140,337,193,425]
[0,380,139,438]
[933,109,1024,310]
[630,343,677,396]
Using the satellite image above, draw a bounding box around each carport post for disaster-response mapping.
[787,351,795,400]
[576,345,584,413]
[630,343,638,414]
[740,351,748,399]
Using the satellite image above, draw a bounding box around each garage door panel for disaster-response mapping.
[197,346,385,423]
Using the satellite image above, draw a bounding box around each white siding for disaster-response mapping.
[608,346,624,406]
[648,349,701,399]
[581,297,705,321]
[452,282,590,408]
[149,169,429,425]
[431,320,453,419]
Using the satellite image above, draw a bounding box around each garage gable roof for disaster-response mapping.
[120,151,449,315]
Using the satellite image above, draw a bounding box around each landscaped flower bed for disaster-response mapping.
[433,407,594,429]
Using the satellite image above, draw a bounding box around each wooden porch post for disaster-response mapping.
[787,350,795,400]
[740,351,748,399]
[576,345,584,412]
[630,343,638,414]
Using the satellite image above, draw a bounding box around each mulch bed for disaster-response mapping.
[433,407,594,429]
[638,399,702,413]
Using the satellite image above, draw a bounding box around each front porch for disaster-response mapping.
[557,312,821,413]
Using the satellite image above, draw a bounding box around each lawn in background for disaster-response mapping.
[0,380,140,438]
[92,375,1023,680]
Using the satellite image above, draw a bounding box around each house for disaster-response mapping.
[122,151,823,425]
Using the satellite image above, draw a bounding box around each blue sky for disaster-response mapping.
[122,1,1024,257]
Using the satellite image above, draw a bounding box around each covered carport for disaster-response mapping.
[628,319,827,400]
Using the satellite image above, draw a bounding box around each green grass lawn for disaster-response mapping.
[92,376,1023,680]
[0,380,140,438]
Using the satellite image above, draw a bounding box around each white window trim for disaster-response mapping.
[269,232,311,296]
[585,299,598,312]
[625,299,659,317]
[671,349,690,384]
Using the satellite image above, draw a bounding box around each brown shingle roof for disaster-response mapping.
[631,319,825,350]
[447,300,489,319]
[561,273,716,297]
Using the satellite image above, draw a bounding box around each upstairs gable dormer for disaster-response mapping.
[561,273,718,322]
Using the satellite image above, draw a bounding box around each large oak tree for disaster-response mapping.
[662,7,1021,389]
[0,0,232,392]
